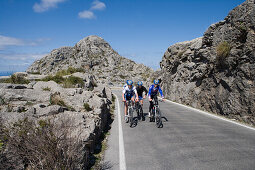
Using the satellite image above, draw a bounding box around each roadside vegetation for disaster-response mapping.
[0,118,83,169]
[0,74,30,84]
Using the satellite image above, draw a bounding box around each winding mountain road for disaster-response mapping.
[104,89,255,170]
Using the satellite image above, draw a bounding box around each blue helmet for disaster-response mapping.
[137,81,143,86]
[126,80,133,85]
[154,80,159,85]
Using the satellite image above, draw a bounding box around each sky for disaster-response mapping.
[0,0,245,72]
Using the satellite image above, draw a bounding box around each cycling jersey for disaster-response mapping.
[148,85,164,98]
[136,85,148,97]
[123,86,137,100]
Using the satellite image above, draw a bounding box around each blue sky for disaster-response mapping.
[0,0,245,72]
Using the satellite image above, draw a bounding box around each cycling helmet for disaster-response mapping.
[126,80,133,85]
[154,80,159,85]
[137,81,143,86]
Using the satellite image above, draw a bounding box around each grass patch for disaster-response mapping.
[63,76,84,88]
[56,67,85,77]
[41,75,84,88]
[84,103,93,112]
[42,87,51,91]
[41,75,65,84]
[0,75,30,84]
[216,41,231,68]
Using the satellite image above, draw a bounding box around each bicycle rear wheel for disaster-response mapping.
[129,108,133,127]
[155,108,162,128]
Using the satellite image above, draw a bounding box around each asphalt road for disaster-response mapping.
[104,90,255,170]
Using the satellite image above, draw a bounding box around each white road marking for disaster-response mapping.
[162,98,255,131]
[114,94,127,170]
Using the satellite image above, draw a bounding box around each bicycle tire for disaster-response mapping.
[129,107,133,127]
[155,108,162,128]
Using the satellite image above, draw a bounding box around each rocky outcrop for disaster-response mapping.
[0,80,113,169]
[27,35,153,86]
[159,0,255,126]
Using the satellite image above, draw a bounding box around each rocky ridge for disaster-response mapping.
[27,35,153,86]
[159,0,255,126]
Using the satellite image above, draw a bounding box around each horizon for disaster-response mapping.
[0,0,245,72]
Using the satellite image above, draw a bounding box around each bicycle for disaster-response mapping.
[136,99,144,121]
[150,96,163,128]
[125,100,134,127]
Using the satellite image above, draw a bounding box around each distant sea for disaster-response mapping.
[0,72,14,76]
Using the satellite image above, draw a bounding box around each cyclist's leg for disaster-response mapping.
[149,95,155,117]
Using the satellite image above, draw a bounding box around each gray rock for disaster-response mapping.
[27,35,154,86]
[159,0,255,126]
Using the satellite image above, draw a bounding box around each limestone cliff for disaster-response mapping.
[159,0,255,126]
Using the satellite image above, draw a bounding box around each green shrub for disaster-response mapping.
[84,103,92,112]
[42,87,51,91]
[42,75,84,88]
[56,67,85,77]
[217,42,231,58]
[63,76,84,88]
[216,42,231,68]
[42,75,65,84]
[1,75,30,84]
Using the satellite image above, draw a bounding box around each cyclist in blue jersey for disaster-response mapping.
[122,80,139,121]
[148,80,165,117]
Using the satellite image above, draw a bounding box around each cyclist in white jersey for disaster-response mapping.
[122,80,138,121]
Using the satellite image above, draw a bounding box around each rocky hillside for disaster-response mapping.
[27,35,153,86]
[159,0,255,126]
[0,72,113,169]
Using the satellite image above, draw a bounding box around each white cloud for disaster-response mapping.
[78,10,95,19]
[0,35,50,49]
[0,35,25,49]
[33,0,66,13]
[91,0,106,10]
[79,0,106,20]
[0,52,47,61]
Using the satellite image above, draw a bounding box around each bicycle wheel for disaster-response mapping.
[140,107,144,121]
[125,107,129,123]
[129,107,133,127]
[137,105,141,120]
[155,108,162,128]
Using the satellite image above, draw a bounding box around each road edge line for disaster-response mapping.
[114,93,127,170]
[162,98,255,131]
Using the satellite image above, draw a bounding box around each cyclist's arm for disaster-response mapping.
[134,87,138,100]
[158,86,164,98]
[122,88,126,101]
[148,85,153,99]
[143,86,148,96]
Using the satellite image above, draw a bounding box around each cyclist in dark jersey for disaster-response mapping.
[136,81,148,105]
[136,81,148,120]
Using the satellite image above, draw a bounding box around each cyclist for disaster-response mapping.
[148,80,165,118]
[136,81,148,120]
[122,80,139,122]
